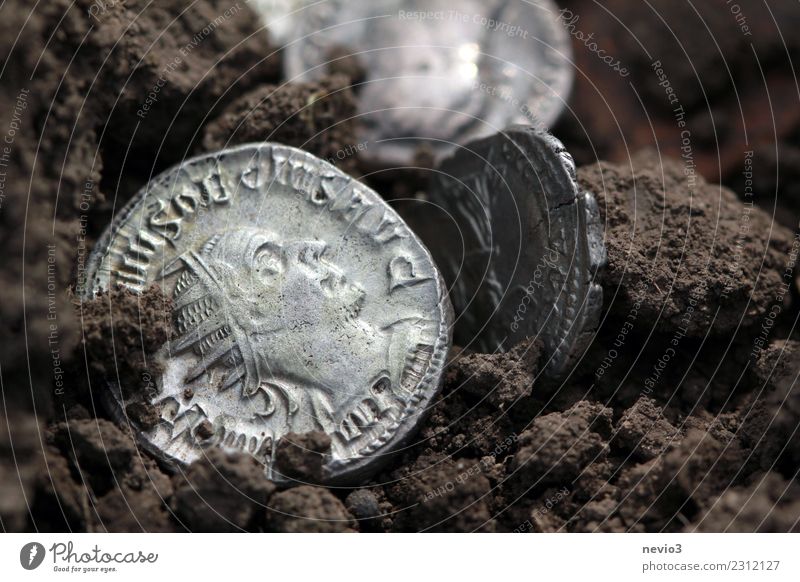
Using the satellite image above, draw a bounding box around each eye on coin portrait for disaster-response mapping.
[84,143,453,485]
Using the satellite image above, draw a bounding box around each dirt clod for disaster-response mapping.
[689,472,800,533]
[274,431,332,484]
[578,152,794,336]
[345,489,382,531]
[513,401,613,487]
[385,453,496,532]
[170,449,276,532]
[265,485,355,533]
[202,76,359,174]
[615,398,681,460]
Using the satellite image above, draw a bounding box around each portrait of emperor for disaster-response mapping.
[157,227,436,442]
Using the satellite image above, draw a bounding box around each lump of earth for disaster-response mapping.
[688,472,800,532]
[201,75,359,174]
[614,397,681,460]
[80,285,173,427]
[738,339,800,476]
[614,427,747,532]
[36,418,173,532]
[42,0,281,156]
[385,453,496,532]
[578,152,794,336]
[344,489,383,532]
[265,485,354,533]
[449,339,542,411]
[0,1,82,415]
[0,412,45,532]
[170,448,276,532]
[274,431,331,484]
[513,401,613,488]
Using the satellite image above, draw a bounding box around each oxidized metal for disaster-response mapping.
[84,143,453,485]
[261,0,572,167]
[427,125,606,377]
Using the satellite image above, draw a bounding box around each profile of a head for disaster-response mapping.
[155,223,439,453]
[164,228,370,404]
[198,228,365,333]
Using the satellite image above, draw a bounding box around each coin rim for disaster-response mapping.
[429,124,605,376]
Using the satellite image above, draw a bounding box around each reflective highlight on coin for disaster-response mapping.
[85,143,453,484]
[427,125,606,376]
[270,0,572,167]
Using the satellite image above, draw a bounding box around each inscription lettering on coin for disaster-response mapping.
[85,143,452,485]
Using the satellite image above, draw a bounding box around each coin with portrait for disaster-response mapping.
[85,143,453,484]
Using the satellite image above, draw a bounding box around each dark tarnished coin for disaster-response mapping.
[84,143,453,485]
[427,125,605,376]
[269,0,572,167]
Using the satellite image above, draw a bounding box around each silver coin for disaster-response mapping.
[84,143,453,485]
[249,0,309,45]
[427,125,605,377]
[271,0,572,167]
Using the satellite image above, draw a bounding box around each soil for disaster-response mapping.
[80,286,174,430]
[274,431,332,484]
[554,0,800,228]
[201,75,360,175]
[2,0,800,533]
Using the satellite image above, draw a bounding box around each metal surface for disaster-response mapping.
[84,143,453,485]
[427,125,606,376]
[259,0,572,167]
